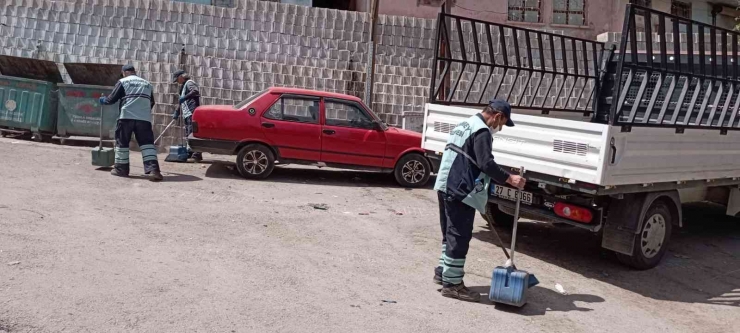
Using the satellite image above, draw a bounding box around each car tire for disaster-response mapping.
[617,201,673,270]
[481,202,515,230]
[394,153,431,188]
[236,144,275,180]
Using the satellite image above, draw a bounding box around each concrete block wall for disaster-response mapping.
[0,0,443,146]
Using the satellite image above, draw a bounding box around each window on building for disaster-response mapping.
[630,0,651,7]
[312,0,357,11]
[671,1,691,19]
[553,0,586,26]
[508,0,542,23]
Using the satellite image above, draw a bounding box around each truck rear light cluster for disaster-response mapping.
[554,202,593,224]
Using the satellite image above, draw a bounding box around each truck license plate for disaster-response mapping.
[492,185,533,205]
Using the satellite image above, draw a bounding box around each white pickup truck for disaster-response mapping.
[423,5,740,269]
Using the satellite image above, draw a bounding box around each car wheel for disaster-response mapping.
[617,201,673,270]
[481,202,515,230]
[236,144,275,180]
[394,153,431,188]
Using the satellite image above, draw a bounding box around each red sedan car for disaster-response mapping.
[188,87,435,187]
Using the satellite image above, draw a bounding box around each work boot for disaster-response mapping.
[110,169,129,178]
[441,282,481,302]
[433,266,443,285]
[191,152,203,162]
[150,170,164,182]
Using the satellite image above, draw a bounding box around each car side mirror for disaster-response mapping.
[371,120,383,130]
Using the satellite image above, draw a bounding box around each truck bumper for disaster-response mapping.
[188,135,238,155]
[491,197,603,232]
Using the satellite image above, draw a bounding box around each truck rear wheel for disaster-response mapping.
[617,201,673,270]
[482,203,515,230]
[236,144,275,180]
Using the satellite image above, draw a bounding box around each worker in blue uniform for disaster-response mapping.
[433,99,526,302]
[171,69,202,161]
[99,64,163,181]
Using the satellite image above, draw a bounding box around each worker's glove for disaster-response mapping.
[178,96,186,104]
[172,112,180,120]
[98,96,106,104]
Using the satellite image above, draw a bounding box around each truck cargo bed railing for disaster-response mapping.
[610,5,740,132]
[430,12,605,115]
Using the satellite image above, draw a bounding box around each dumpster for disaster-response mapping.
[0,55,63,141]
[56,63,122,140]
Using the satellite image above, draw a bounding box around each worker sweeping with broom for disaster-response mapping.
[98,64,163,182]
[433,99,525,302]
[171,70,202,161]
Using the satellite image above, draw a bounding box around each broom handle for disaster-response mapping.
[509,166,525,266]
[155,119,176,145]
[98,95,104,149]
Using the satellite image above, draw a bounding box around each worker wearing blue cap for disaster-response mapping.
[99,64,163,181]
[433,98,526,302]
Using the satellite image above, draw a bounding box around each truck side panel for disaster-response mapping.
[604,127,740,186]
[423,103,610,185]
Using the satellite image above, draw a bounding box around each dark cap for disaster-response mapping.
[172,69,185,82]
[488,98,514,127]
[121,64,135,72]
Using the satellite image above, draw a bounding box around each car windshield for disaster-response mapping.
[233,89,268,109]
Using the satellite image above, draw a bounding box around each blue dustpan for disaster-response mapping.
[164,119,189,163]
[486,166,539,307]
[165,145,188,162]
[489,266,538,307]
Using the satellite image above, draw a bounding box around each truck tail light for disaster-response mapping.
[554,202,593,224]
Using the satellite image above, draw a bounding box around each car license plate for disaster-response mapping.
[492,185,533,205]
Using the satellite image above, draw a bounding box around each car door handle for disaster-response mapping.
[261,122,275,128]
[322,129,336,135]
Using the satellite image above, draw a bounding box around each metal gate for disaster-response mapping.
[429,12,605,115]
[611,4,740,132]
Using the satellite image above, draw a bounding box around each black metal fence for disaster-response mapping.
[611,5,740,131]
[430,12,605,114]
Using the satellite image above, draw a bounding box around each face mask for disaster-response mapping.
[489,118,502,134]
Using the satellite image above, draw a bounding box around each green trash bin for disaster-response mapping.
[0,55,63,140]
[56,63,123,140]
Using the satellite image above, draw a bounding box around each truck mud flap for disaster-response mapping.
[601,223,636,256]
[601,193,644,255]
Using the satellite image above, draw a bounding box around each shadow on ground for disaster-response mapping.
[465,285,605,316]
[473,203,740,308]
[201,159,435,189]
[94,167,202,182]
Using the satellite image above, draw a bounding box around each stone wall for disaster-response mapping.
[0,0,437,149]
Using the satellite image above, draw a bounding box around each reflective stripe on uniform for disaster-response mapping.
[140,144,158,162]
[441,253,466,285]
[115,147,130,164]
[437,243,446,268]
